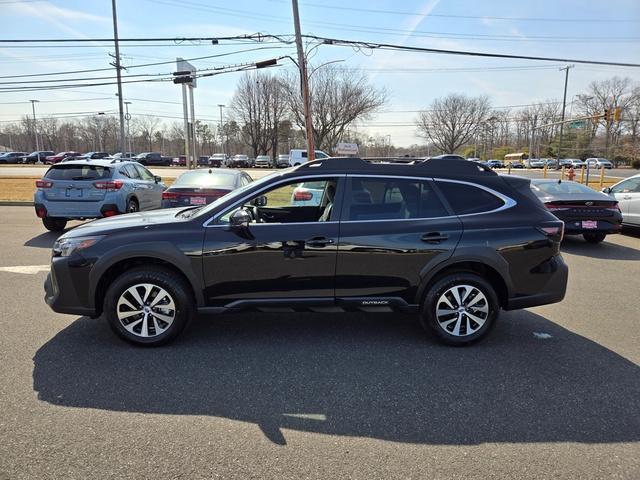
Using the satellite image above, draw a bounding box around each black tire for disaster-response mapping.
[126,198,139,213]
[583,232,606,243]
[42,217,67,232]
[103,266,193,346]
[420,273,499,346]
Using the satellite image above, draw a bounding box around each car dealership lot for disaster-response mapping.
[0,206,638,479]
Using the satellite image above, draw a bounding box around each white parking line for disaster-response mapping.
[0,265,49,274]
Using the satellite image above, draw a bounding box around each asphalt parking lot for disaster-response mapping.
[0,205,638,480]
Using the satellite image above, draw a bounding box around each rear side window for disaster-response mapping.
[436,181,504,215]
[45,165,112,181]
[345,177,449,221]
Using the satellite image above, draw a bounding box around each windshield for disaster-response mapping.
[188,170,281,218]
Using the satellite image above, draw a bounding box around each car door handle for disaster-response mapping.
[421,232,449,243]
[623,195,632,200]
[305,236,335,248]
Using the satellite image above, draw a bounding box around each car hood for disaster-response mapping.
[61,208,191,238]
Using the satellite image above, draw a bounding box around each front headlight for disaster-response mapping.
[52,236,104,257]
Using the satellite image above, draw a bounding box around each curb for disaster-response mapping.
[0,201,33,206]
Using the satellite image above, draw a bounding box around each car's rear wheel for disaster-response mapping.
[104,267,192,346]
[42,217,67,232]
[126,198,139,213]
[420,273,499,346]
[583,232,606,243]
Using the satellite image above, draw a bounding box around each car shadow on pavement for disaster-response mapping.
[33,311,639,446]
[561,235,640,261]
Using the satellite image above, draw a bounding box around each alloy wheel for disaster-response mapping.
[435,284,489,337]
[116,283,176,338]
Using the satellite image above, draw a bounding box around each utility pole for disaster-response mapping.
[291,0,315,161]
[111,0,126,154]
[218,104,226,156]
[29,99,39,152]
[556,65,574,169]
[124,101,132,153]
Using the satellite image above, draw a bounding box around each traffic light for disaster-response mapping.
[173,70,193,84]
[603,109,610,122]
[614,107,622,122]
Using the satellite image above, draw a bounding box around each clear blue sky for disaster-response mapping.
[1,0,639,146]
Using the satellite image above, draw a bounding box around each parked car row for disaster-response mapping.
[33,157,254,232]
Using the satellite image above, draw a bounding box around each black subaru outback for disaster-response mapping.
[44,157,568,346]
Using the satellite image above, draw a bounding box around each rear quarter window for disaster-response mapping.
[436,181,504,215]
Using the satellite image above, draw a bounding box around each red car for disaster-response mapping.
[172,155,187,167]
[45,151,80,164]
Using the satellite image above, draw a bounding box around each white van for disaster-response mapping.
[288,149,329,166]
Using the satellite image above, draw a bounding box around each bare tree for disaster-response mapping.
[416,94,492,154]
[281,65,386,153]
[135,115,161,151]
[231,72,284,157]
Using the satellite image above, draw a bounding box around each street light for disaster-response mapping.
[124,101,132,154]
[217,104,226,156]
[96,112,105,151]
[29,100,40,154]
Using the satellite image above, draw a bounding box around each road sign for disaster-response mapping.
[568,120,586,129]
[335,143,359,155]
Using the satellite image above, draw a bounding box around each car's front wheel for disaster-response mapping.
[42,217,67,232]
[420,273,499,346]
[103,267,192,346]
[583,232,606,243]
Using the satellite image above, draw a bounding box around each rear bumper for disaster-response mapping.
[505,255,568,310]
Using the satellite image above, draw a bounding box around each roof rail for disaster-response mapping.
[296,156,496,175]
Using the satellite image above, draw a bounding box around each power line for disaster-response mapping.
[0,46,290,80]
[273,0,640,23]
[306,35,640,67]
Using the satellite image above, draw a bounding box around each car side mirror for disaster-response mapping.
[253,195,268,207]
[154,175,162,183]
[230,208,251,228]
[601,187,611,194]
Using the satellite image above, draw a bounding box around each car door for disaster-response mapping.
[134,164,164,210]
[609,177,640,226]
[201,176,344,307]
[334,176,462,306]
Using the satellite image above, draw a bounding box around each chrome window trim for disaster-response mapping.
[203,173,345,227]
[432,177,517,216]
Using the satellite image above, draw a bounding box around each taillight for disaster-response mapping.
[103,210,118,217]
[537,222,565,242]
[606,203,621,212]
[36,206,47,218]
[293,189,313,201]
[162,191,178,200]
[93,179,123,191]
[544,203,569,211]
[36,180,53,188]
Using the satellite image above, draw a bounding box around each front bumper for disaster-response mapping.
[505,255,569,310]
[44,256,97,317]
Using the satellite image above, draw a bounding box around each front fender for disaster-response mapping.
[88,241,204,308]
